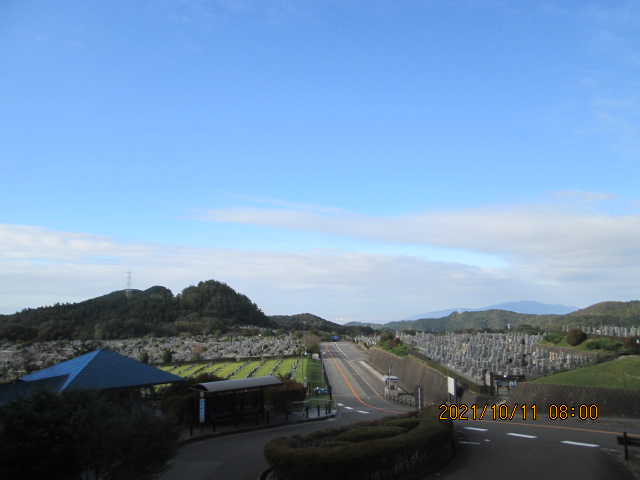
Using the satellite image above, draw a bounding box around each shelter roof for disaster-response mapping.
[19,348,184,392]
[192,375,282,394]
[0,375,69,407]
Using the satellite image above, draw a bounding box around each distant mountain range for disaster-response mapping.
[1,281,638,342]
[404,301,579,320]
[346,300,640,333]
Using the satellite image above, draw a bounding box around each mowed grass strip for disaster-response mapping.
[305,358,325,386]
[533,355,640,390]
[215,361,247,379]
[271,358,300,381]
[253,359,280,377]
[236,360,262,379]
[161,358,302,380]
[180,363,209,377]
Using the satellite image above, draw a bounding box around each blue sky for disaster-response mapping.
[2,1,639,322]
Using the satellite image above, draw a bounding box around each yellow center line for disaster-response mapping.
[326,346,403,414]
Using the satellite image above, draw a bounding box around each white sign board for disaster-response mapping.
[447,377,457,397]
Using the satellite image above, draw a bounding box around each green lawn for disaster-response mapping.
[533,355,640,390]
[159,357,301,381]
[305,358,325,386]
[253,359,279,377]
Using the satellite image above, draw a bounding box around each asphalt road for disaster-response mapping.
[162,342,640,480]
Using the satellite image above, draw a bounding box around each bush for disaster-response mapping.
[265,380,306,412]
[384,417,420,430]
[334,425,406,443]
[624,336,640,354]
[567,328,587,346]
[264,408,453,480]
[159,372,223,425]
[0,389,178,480]
[544,333,564,344]
[587,338,621,351]
[391,345,409,356]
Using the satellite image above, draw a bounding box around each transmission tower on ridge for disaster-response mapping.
[126,271,132,299]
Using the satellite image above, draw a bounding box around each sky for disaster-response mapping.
[1,0,640,323]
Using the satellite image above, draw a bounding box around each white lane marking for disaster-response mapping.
[333,342,348,359]
[357,410,370,414]
[507,433,537,439]
[464,427,489,432]
[561,441,599,448]
[343,406,353,410]
[459,441,481,445]
[337,403,344,407]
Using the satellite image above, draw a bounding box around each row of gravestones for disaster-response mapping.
[0,334,300,382]
[561,324,639,338]
[111,335,299,363]
[400,332,597,381]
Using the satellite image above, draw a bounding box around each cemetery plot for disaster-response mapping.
[396,331,598,383]
[158,357,301,381]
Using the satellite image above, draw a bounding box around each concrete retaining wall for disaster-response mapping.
[367,348,450,404]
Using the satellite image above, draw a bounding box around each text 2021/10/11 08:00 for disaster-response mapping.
[439,404,599,421]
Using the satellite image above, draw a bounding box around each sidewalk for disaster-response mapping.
[179,407,337,444]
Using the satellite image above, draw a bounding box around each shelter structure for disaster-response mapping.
[0,348,184,407]
[191,375,283,428]
[383,375,399,398]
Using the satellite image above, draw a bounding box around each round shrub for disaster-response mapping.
[567,327,587,346]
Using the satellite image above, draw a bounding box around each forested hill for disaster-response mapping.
[379,301,640,333]
[0,280,273,342]
[269,313,346,334]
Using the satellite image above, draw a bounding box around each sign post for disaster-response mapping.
[199,392,205,424]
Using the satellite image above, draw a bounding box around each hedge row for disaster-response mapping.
[263,407,454,480]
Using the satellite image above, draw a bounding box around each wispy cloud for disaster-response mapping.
[1,199,638,321]
[199,196,640,267]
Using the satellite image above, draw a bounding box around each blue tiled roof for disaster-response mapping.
[20,348,184,391]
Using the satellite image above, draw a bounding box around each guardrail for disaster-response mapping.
[618,432,640,461]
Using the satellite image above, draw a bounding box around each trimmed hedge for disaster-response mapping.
[263,407,453,480]
[384,417,420,430]
[334,425,407,444]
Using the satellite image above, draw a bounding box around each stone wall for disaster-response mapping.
[505,382,640,418]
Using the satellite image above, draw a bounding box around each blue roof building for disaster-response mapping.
[19,348,185,392]
[0,348,184,406]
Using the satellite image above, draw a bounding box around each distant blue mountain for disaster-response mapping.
[405,300,578,320]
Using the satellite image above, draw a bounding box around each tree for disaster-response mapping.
[567,327,587,346]
[0,389,178,480]
[159,372,223,426]
[138,350,150,364]
[162,348,173,364]
[265,380,306,412]
[623,336,640,354]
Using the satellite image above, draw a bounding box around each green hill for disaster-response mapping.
[381,301,640,333]
[533,355,640,390]
[0,280,272,342]
[0,281,367,343]
[269,313,345,333]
